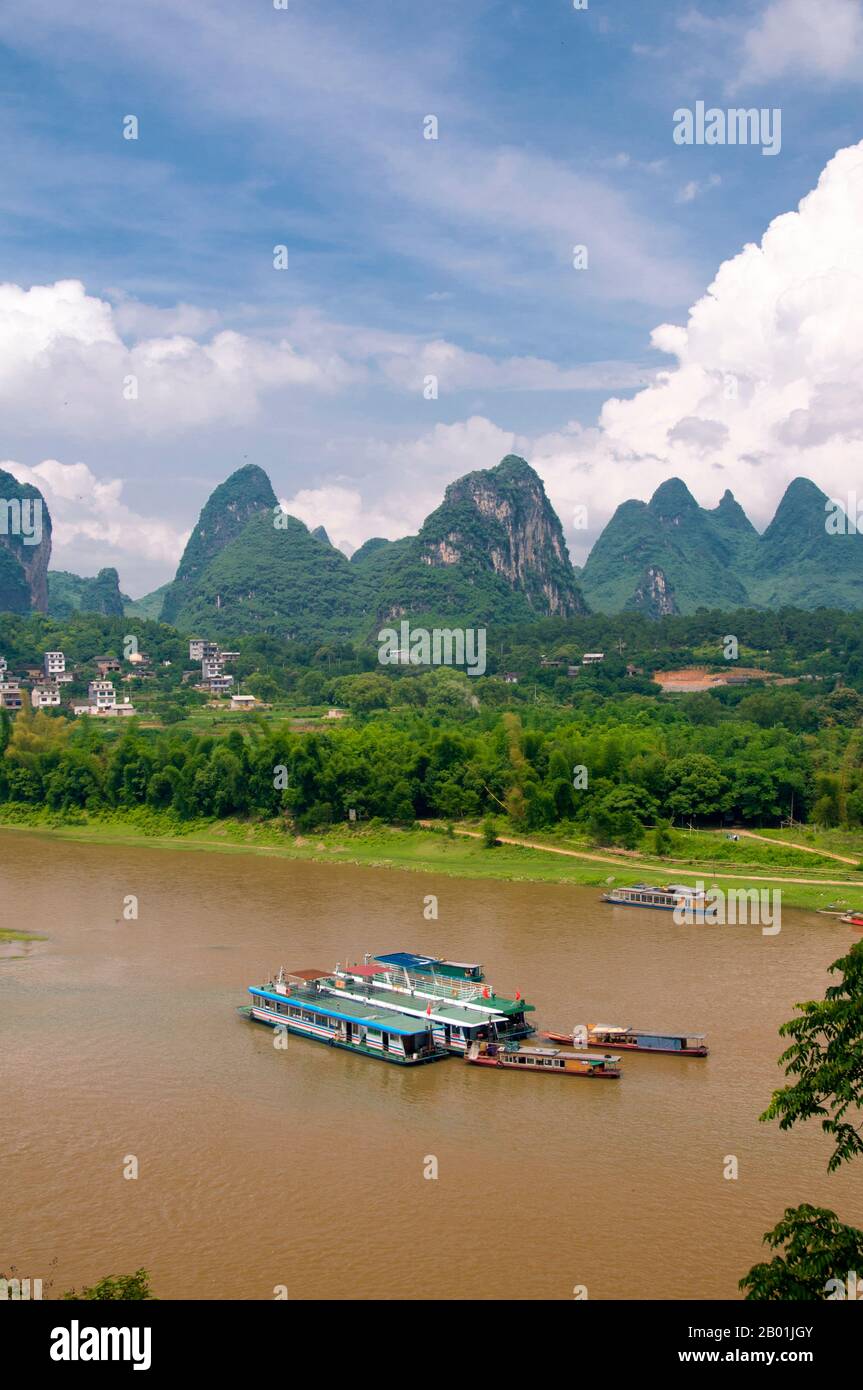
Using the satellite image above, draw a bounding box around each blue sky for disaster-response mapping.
[1,0,863,592]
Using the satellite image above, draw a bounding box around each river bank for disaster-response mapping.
[2,804,863,911]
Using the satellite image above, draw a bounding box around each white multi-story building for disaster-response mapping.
[88,679,116,709]
[189,639,220,662]
[44,651,66,679]
[30,684,61,709]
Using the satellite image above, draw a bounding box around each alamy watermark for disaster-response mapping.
[377,621,486,676]
[0,497,43,545]
[673,881,781,936]
[673,102,781,157]
[826,493,863,534]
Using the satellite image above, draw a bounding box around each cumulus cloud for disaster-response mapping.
[1,456,188,583]
[0,280,354,436]
[526,140,863,561]
[280,417,519,554]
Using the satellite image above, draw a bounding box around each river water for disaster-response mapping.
[2,831,860,1300]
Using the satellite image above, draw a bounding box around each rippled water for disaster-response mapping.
[2,830,860,1300]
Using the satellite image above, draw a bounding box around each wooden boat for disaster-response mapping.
[466,1039,621,1078]
[839,912,863,928]
[543,1023,708,1057]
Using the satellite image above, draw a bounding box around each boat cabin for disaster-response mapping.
[246,973,447,1065]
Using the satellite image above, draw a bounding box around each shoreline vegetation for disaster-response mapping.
[3,805,863,913]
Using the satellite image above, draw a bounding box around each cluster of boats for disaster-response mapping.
[237,949,708,1079]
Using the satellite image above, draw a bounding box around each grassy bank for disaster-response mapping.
[2,803,863,912]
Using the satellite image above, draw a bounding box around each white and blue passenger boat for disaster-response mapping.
[602,883,706,914]
[239,968,448,1065]
[329,952,535,1052]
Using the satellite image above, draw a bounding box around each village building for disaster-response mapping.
[30,684,61,709]
[44,650,72,682]
[0,680,23,710]
[88,679,117,710]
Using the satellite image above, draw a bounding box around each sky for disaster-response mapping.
[1,0,863,595]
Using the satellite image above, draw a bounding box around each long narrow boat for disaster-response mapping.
[239,968,449,1065]
[840,912,863,928]
[466,1040,621,1078]
[543,1023,708,1057]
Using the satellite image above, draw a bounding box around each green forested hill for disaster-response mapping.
[48,568,125,619]
[580,476,863,615]
[160,463,278,623]
[168,512,369,639]
[154,455,589,638]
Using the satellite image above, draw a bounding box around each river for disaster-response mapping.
[2,831,860,1300]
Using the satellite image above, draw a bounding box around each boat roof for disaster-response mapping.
[518,1046,620,1063]
[286,968,331,981]
[342,963,389,978]
[472,991,535,1015]
[375,952,442,970]
[324,982,507,1029]
[249,986,433,1037]
[592,1023,706,1039]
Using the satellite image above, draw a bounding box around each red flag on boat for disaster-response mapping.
[482,986,490,998]
[426,1001,432,1015]
[515,990,521,1001]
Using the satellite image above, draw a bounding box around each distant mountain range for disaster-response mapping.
[4,456,862,633]
[578,475,863,615]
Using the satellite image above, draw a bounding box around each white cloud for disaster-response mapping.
[280,417,519,554]
[738,0,863,86]
[526,140,863,561]
[0,284,655,450]
[676,174,721,205]
[0,280,354,437]
[2,456,188,588]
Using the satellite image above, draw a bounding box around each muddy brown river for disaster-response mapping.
[2,831,860,1300]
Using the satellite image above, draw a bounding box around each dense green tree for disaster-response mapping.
[740,944,863,1300]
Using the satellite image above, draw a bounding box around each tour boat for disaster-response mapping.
[602,883,707,913]
[543,1023,708,1057]
[324,970,511,1054]
[465,1039,621,1078]
[239,968,448,1065]
[329,951,535,1050]
[840,911,863,928]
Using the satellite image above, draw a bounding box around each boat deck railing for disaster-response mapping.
[388,971,486,1002]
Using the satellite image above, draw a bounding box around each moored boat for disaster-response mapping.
[239,967,449,1065]
[602,883,706,913]
[543,1023,708,1057]
[466,1039,621,1078]
[331,951,536,1049]
[839,911,863,928]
